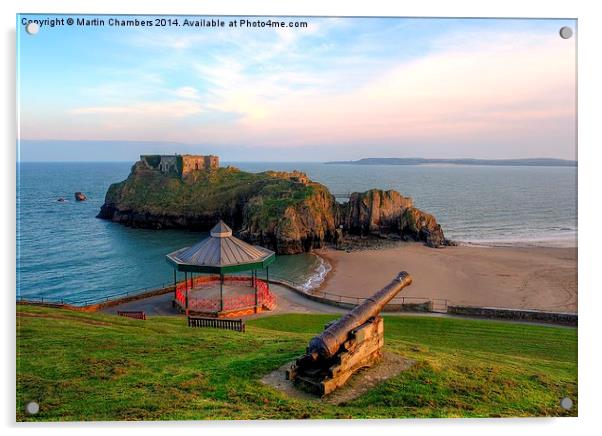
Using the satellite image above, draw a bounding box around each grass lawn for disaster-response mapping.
[16,305,577,421]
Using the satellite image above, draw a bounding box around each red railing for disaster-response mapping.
[256,279,275,310]
[223,293,255,311]
[174,276,275,313]
[175,287,186,306]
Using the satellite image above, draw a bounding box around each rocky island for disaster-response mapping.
[97,154,451,254]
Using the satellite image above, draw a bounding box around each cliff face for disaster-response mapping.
[400,207,448,248]
[98,159,450,253]
[342,189,413,235]
[338,189,450,247]
[239,182,338,254]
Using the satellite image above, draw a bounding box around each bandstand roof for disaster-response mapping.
[166,220,275,273]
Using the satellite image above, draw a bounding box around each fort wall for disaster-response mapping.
[140,154,219,177]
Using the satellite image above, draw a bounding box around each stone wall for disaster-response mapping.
[448,305,577,326]
[140,155,178,173]
[141,154,219,177]
[384,301,431,312]
[181,154,219,177]
[160,156,178,173]
[181,155,219,176]
[204,155,219,170]
[180,155,201,176]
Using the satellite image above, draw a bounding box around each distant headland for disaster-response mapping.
[325,158,577,167]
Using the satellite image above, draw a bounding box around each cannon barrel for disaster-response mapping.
[307,271,413,360]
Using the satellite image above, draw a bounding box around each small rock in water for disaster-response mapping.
[57,197,66,202]
[74,192,87,201]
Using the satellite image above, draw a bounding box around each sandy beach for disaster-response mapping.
[316,243,577,313]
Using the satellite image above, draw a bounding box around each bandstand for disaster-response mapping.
[166,220,276,318]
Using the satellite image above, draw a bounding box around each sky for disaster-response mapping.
[17,16,577,162]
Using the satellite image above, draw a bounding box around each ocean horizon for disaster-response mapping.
[16,160,577,305]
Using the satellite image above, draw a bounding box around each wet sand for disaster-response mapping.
[316,244,577,313]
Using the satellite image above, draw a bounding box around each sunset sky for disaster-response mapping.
[17,16,576,161]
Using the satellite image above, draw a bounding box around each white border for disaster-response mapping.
[3,1,601,435]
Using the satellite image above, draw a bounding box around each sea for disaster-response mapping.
[16,162,577,305]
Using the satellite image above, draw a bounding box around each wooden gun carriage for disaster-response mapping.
[286,272,413,396]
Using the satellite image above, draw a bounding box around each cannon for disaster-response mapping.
[286,271,413,396]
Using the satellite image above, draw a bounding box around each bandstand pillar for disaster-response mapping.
[266,267,270,290]
[220,273,224,312]
[173,269,177,300]
[254,269,258,308]
[185,271,189,314]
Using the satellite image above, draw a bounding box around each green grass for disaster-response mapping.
[109,165,319,219]
[16,306,577,421]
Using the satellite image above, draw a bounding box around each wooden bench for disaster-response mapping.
[117,311,146,320]
[187,316,245,332]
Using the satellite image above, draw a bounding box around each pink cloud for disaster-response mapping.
[20,28,575,160]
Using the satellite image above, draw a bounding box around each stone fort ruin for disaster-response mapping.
[140,154,219,178]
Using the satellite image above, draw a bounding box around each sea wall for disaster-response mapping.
[273,278,431,312]
[384,302,431,312]
[17,285,176,312]
[447,305,577,326]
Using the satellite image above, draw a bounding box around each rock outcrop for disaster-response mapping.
[97,159,450,253]
[341,189,413,235]
[400,207,448,248]
[341,190,450,248]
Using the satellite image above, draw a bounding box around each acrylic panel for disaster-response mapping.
[16,14,577,421]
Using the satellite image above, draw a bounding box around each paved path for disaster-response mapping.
[101,284,575,328]
[102,291,180,316]
[102,284,345,318]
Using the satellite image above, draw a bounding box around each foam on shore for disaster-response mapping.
[300,253,332,292]
[458,232,577,248]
